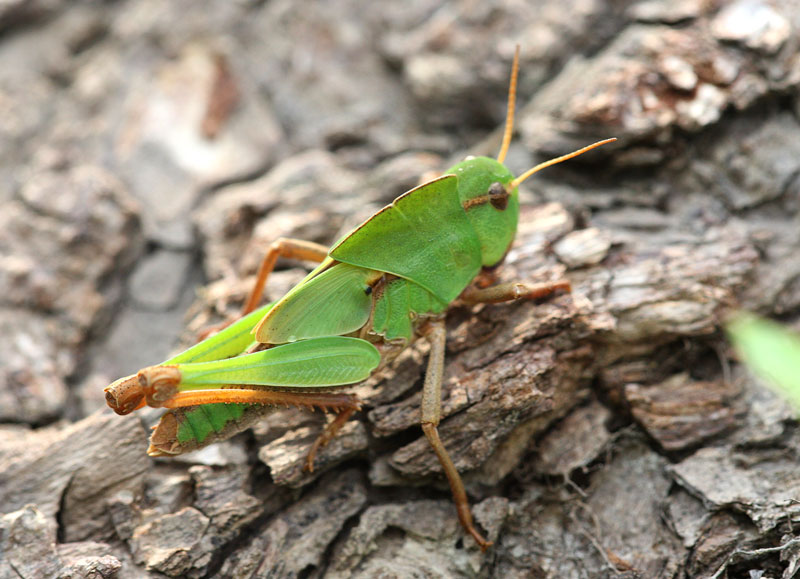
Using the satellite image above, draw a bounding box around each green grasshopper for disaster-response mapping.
[105,48,614,550]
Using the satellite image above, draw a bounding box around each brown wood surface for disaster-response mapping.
[2,1,800,577]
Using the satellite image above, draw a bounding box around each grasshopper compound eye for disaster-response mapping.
[488,182,509,210]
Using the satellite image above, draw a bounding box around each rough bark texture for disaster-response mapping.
[2,1,800,577]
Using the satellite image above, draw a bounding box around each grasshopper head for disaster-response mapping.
[445,47,614,268]
[445,156,519,267]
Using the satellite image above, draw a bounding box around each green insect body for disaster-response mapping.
[169,302,273,364]
[106,304,379,449]
[254,158,518,347]
[105,48,614,551]
[329,161,514,300]
[371,276,449,342]
[111,158,518,449]
[255,261,377,343]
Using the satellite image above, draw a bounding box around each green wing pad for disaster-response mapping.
[372,278,448,342]
[175,336,381,388]
[255,263,376,344]
[176,403,249,445]
[329,175,482,303]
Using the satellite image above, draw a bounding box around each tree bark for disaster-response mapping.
[2,1,800,578]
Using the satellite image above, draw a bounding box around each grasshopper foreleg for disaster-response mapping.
[420,319,493,551]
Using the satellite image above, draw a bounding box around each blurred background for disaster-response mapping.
[2,0,800,577]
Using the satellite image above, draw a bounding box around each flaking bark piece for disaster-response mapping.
[533,398,613,476]
[590,232,758,349]
[130,506,211,577]
[584,435,685,576]
[495,435,685,577]
[670,433,800,533]
[217,469,367,578]
[56,541,122,579]
[0,411,149,543]
[518,18,798,163]
[0,507,123,578]
[189,465,263,542]
[685,511,761,577]
[1,164,142,423]
[0,505,62,579]
[388,341,587,479]
[552,227,612,268]
[328,499,503,576]
[259,419,368,487]
[626,372,746,452]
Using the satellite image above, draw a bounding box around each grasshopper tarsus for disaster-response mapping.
[421,423,493,551]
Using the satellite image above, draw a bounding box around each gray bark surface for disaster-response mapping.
[2,1,800,577]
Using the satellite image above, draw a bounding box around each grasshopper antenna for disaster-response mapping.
[496,45,520,164]
[510,138,617,189]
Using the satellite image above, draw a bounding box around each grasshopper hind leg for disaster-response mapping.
[199,237,330,339]
[242,237,330,315]
[148,389,362,465]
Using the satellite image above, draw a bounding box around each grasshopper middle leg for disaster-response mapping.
[459,279,570,305]
[421,318,493,551]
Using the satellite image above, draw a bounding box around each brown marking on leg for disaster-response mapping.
[104,374,147,415]
[472,268,500,289]
[148,403,277,457]
[156,387,361,469]
[148,411,181,456]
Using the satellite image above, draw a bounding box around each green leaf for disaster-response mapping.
[726,312,800,408]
